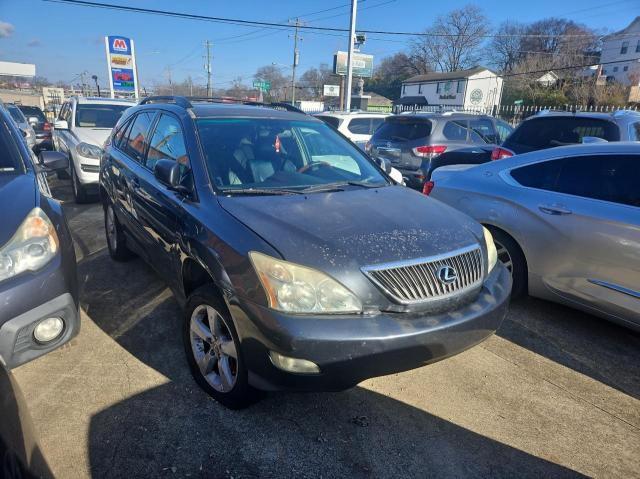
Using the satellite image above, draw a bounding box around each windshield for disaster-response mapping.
[196,118,388,192]
[6,105,26,124]
[19,106,47,122]
[75,104,130,128]
[374,119,432,142]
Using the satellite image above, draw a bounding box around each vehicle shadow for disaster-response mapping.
[498,296,640,399]
[77,252,585,478]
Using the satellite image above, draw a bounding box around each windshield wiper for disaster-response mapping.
[222,187,303,196]
[299,181,387,193]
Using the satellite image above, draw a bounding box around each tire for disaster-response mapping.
[183,285,259,409]
[489,227,527,299]
[104,202,135,261]
[71,163,90,204]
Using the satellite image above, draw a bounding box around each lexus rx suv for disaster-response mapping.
[99,96,511,409]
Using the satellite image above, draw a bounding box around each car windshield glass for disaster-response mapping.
[0,118,24,173]
[374,119,431,141]
[6,105,26,124]
[196,118,389,192]
[75,104,131,128]
[506,117,620,150]
[18,106,46,122]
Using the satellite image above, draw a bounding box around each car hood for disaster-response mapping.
[218,185,482,273]
[0,174,36,247]
[74,127,112,147]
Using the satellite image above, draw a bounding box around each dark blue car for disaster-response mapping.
[99,96,511,409]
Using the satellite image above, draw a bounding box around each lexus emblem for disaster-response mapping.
[386,142,392,148]
[437,265,458,284]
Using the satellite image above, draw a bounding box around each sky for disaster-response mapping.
[0,0,638,91]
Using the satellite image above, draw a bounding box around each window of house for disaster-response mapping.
[457,81,464,94]
[621,41,629,54]
[436,82,442,93]
[402,85,406,95]
[623,66,628,72]
[418,84,422,94]
[613,66,619,72]
[636,40,640,53]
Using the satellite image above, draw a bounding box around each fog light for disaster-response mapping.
[33,317,64,343]
[269,351,320,374]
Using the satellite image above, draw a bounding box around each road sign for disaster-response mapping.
[253,80,271,92]
[105,36,139,98]
[323,85,340,97]
[333,51,374,78]
[514,99,524,105]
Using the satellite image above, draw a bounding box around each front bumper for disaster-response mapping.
[231,263,511,391]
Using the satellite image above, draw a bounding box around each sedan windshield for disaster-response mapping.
[196,118,388,192]
[75,104,130,128]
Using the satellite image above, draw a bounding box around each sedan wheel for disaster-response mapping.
[494,240,513,273]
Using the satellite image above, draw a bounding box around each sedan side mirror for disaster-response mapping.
[54,120,68,130]
[38,151,69,171]
[154,159,190,195]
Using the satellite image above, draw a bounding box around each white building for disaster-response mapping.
[399,66,503,110]
[600,16,640,86]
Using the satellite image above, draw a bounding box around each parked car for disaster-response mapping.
[53,96,133,203]
[429,142,639,330]
[5,103,36,151]
[368,112,513,189]
[492,109,640,160]
[18,105,53,152]
[0,102,80,368]
[99,96,511,409]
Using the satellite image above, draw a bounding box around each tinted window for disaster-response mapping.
[124,112,154,162]
[6,105,25,124]
[511,155,639,207]
[347,118,371,135]
[469,118,497,144]
[505,117,620,152]
[18,106,46,122]
[196,118,387,190]
[113,117,133,150]
[496,119,514,143]
[147,114,188,171]
[442,121,468,141]
[316,116,341,129]
[374,119,431,141]
[371,118,384,133]
[630,122,640,141]
[75,104,130,128]
[0,117,24,172]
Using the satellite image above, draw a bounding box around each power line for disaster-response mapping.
[43,0,637,39]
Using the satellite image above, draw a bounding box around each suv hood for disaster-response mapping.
[0,174,36,247]
[74,127,112,147]
[218,186,482,273]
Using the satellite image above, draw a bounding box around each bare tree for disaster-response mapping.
[488,22,526,73]
[410,5,489,72]
[254,65,288,101]
[298,63,336,100]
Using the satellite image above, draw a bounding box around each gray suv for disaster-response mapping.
[368,112,513,189]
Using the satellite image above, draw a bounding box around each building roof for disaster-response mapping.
[394,96,428,105]
[364,91,393,106]
[603,16,640,40]
[402,66,497,84]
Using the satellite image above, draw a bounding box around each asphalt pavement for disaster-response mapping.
[12,178,640,478]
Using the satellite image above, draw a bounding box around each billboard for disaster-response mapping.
[0,61,36,78]
[323,84,340,97]
[105,36,139,98]
[333,51,373,78]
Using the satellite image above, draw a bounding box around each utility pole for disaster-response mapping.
[290,18,302,106]
[345,0,358,111]
[166,66,173,95]
[205,40,212,97]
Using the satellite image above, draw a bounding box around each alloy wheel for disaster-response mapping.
[189,305,238,392]
[494,240,513,273]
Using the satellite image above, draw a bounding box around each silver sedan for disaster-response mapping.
[429,142,640,331]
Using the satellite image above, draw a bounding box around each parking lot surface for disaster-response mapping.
[13,179,640,479]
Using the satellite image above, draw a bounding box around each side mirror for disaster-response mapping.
[378,157,393,174]
[38,151,69,171]
[54,120,68,130]
[28,116,39,125]
[154,159,190,195]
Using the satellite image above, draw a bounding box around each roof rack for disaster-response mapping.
[138,95,307,114]
[139,95,193,108]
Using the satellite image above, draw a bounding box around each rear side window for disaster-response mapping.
[469,118,498,144]
[443,121,468,141]
[146,114,188,171]
[347,118,371,135]
[316,116,341,129]
[374,119,432,141]
[6,105,25,123]
[630,122,640,141]
[123,112,154,162]
[506,117,620,151]
[371,117,385,132]
[511,155,639,207]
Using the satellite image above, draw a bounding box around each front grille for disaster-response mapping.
[362,246,484,304]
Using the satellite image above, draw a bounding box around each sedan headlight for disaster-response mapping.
[482,227,498,273]
[76,142,103,159]
[249,252,362,314]
[0,208,59,283]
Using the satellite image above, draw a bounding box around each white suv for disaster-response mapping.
[53,96,133,202]
[315,111,388,149]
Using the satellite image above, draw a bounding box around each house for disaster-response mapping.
[399,66,503,110]
[536,71,559,87]
[600,16,640,86]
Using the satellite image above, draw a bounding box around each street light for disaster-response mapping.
[91,75,101,97]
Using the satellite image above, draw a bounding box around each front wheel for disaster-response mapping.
[71,163,89,203]
[183,285,259,409]
[490,228,527,299]
[104,203,135,261]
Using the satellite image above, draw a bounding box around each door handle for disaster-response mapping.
[538,204,572,215]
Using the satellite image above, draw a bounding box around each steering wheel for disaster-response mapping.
[298,161,333,174]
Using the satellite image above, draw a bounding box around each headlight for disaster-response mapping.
[249,251,362,314]
[482,227,498,273]
[76,142,103,159]
[0,208,59,283]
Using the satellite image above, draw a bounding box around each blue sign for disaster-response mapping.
[105,35,138,97]
[108,36,132,55]
[111,68,135,91]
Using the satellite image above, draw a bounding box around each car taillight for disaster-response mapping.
[43,122,51,131]
[422,180,434,196]
[491,146,514,160]
[364,141,372,153]
[412,145,447,158]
